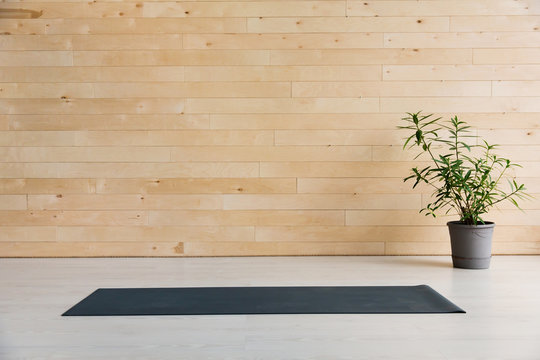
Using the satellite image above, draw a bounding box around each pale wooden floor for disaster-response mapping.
[1,256,540,360]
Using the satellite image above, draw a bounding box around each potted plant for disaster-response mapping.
[399,112,529,269]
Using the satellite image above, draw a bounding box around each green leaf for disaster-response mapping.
[415,129,423,144]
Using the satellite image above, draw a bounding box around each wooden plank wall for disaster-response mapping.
[0,0,539,257]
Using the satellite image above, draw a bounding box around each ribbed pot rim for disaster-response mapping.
[447,221,495,228]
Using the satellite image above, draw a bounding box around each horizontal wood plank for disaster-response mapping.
[260,161,430,178]
[0,179,96,194]
[184,65,382,81]
[149,210,344,226]
[271,49,472,65]
[186,98,380,113]
[297,178,427,194]
[55,226,254,242]
[0,195,27,210]
[450,16,540,32]
[380,97,540,113]
[247,16,449,33]
[73,50,270,66]
[93,82,291,98]
[0,66,185,82]
[0,210,147,226]
[28,194,225,210]
[0,130,273,146]
[224,194,421,210]
[255,225,447,242]
[347,1,537,17]
[0,241,185,257]
[292,81,490,97]
[184,241,384,256]
[474,49,540,64]
[96,178,296,194]
[7,114,209,131]
[0,18,247,35]
[171,145,371,161]
[183,33,383,49]
[0,163,260,179]
[0,99,185,115]
[383,65,540,80]
[385,32,540,49]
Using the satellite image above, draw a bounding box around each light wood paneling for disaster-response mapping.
[1,0,539,257]
[0,18,247,35]
[185,98,380,114]
[149,210,344,226]
[0,195,27,210]
[0,227,57,242]
[0,210,147,226]
[449,16,540,32]
[477,129,540,145]
[292,81,491,97]
[93,82,291,98]
[96,178,297,194]
[0,163,260,179]
[184,241,384,256]
[420,192,540,210]
[275,130,411,145]
[0,66,186,82]
[0,130,273,146]
[0,147,172,162]
[0,51,72,66]
[385,241,450,255]
[260,161,429,178]
[380,97,540,113]
[384,65,540,80]
[0,83,95,99]
[492,81,540,96]
[0,34,184,51]
[255,225,447,243]
[210,112,540,130]
[297,178,427,194]
[384,32,540,48]
[0,115,8,130]
[171,146,372,162]
[374,144,540,162]
[183,33,383,49]
[223,194,421,210]
[56,226,255,243]
[247,16,450,33]
[346,210,540,226]
[0,35,73,50]
[210,113,395,129]
[493,241,540,254]
[270,49,472,65]
[474,48,540,64]
[27,194,225,210]
[0,241,186,257]
[346,1,538,17]
[7,114,209,131]
[0,99,186,114]
[73,50,270,66]
[0,179,96,194]
[141,1,347,18]
[185,65,382,81]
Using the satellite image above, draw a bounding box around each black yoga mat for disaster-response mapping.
[62,285,464,316]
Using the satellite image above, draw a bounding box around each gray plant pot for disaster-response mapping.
[447,221,495,269]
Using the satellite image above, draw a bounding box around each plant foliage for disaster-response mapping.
[399,112,529,225]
